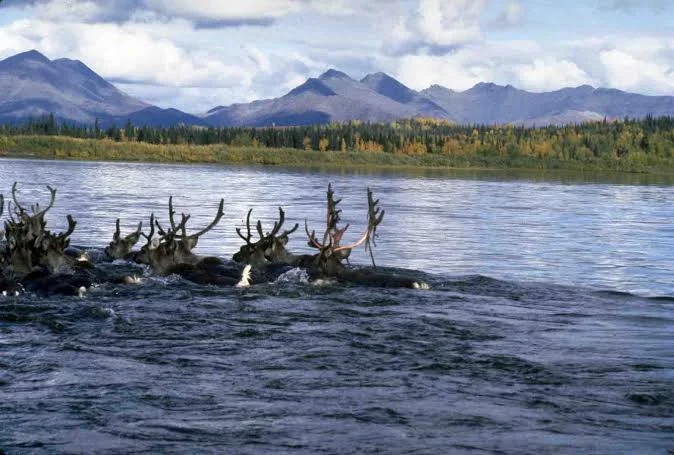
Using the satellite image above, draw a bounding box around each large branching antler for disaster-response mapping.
[43,214,77,251]
[332,188,384,266]
[305,184,384,267]
[135,197,225,271]
[140,213,157,249]
[234,207,299,265]
[113,218,143,242]
[11,182,26,215]
[264,207,298,241]
[236,208,254,245]
[106,218,144,259]
[305,184,344,251]
[155,196,224,243]
[2,183,79,276]
[238,207,299,245]
[11,182,56,219]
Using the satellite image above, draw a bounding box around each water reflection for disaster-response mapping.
[1,158,673,295]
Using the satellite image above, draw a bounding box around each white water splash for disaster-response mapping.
[274,267,310,284]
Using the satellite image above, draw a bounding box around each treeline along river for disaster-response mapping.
[0,158,672,453]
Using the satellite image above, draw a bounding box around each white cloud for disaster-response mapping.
[0,26,36,57]
[2,19,254,88]
[600,49,674,93]
[1,0,674,113]
[7,0,397,27]
[513,58,596,91]
[387,0,486,55]
[395,41,597,93]
[141,0,302,26]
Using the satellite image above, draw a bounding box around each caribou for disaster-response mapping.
[105,219,143,260]
[0,182,428,296]
[233,207,298,267]
[301,185,429,289]
[231,184,429,289]
[0,183,92,296]
[133,196,251,287]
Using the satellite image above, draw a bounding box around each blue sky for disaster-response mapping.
[0,0,672,112]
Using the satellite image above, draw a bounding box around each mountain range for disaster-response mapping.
[2,50,674,128]
[0,50,206,127]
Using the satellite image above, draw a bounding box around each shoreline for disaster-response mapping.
[2,134,674,177]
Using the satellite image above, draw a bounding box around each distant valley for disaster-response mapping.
[2,50,674,128]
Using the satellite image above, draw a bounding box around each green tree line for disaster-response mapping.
[2,114,674,171]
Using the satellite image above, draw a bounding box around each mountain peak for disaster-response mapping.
[318,69,352,80]
[361,72,393,82]
[52,57,105,81]
[2,49,51,65]
[360,71,417,104]
[424,84,454,93]
[471,82,500,91]
[286,78,336,97]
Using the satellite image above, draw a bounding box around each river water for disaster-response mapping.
[0,158,672,453]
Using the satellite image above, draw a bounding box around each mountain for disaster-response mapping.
[420,83,674,126]
[0,50,206,127]
[204,70,674,127]
[203,69,451,127]
[2,50,674,128]
[360,72,449,119]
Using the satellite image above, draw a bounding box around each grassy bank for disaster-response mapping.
[1,134,673,173]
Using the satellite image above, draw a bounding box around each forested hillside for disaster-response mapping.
[3,115,674,165]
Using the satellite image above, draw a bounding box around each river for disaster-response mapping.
[0,158,672,453]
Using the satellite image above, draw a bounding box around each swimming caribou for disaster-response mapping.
[0,182,428,297]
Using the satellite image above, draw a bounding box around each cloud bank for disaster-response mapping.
[0,0,672,112]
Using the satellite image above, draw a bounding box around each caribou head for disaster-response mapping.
[134,196,224,275]
[105,219,143,260]
[304,184,384,277]
[233,207,298,267]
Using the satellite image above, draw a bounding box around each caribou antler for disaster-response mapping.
[2,184,80,276]
[140,213,156,247]
[106,218,144,259]
[334,188,384,266]
[305,184,384,267]
[134,198,225,272]
[145,196,225,260]
[46,215,77,250]
[236,208,254,244]
[59,215,77,240]
[11,183,56,218]
[11,182,26,215]
[271,207,299,240]
[237,207,298,245]
[187,199,224,239]
[112,218,141,242]
[233,207,299,266]
[305,219,322,250]
[155,197,223,242]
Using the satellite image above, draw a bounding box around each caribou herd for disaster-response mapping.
[0,183,428,297]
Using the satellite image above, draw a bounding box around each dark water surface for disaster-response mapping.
[0,159,672,454]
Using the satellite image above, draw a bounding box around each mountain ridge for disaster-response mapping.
[0,50,206,127]
[2,50,674,128]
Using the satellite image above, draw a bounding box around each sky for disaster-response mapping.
[0,0,672,113]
